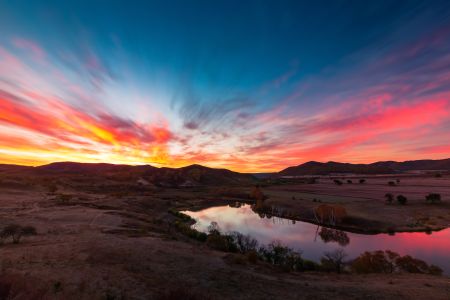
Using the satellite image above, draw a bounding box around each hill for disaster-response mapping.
[279,158,450,176]
[0,162,255,187]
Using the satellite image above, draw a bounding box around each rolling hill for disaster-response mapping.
[279,158,450,176]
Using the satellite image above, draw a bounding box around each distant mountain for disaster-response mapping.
[36,162,157,174]
[2,162,255,187]
[279,158,450,176]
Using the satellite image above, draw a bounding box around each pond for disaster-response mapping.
[182,204,450,275]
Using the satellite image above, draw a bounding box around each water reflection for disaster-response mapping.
[318,227,350,246]
[183,204,450,275]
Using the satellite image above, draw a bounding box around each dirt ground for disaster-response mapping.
[0,172,449,299]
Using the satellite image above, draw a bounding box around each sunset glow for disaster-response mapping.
[1,2,450,172]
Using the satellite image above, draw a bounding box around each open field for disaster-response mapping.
[258,175,450,233]
[0,167,449,299]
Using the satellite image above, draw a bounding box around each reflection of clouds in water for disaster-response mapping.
[183,204,450,274]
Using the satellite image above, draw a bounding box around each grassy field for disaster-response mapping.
[0,170,449,299]
[260,175,450,233]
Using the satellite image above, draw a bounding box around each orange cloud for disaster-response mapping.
[0,89,173,166]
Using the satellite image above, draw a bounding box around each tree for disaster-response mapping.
[321,249,347,273]
[1,224,37,244]
[397,195,407,205]
[425,193,441,204]
[385,193,394,204]
[207,222,221,235]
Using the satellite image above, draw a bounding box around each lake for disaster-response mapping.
[182,204,450,275]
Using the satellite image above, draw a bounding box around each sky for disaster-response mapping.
[0,0,450,172]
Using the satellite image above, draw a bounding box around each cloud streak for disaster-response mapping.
[1,4,450,172]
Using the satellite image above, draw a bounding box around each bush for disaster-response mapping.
[388,181,396,186]
[1,224,37,244]
[397,195,407,205]
[206,233,237,252]
[321,249,347,273]
[346,180,353,184]
[334,179,343,186]
[168,209,194,222]
[174,221,207,242]
[351,250,398,274]
[396,255,442,275]
[359,179,366,184]
[385,193,394,204]
[351,250,441,275]
[258,242,305,271]
[425,193,441,204]
[229,232,258,253]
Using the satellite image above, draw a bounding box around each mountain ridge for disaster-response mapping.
[279,158,450,176]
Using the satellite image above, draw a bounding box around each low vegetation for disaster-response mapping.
[170,212,443,276]
[397,195,407,205]
[351,250,442,275]
[385,193,394,204]
[333,179,343,186]
[425,193,442,204]
[0,224,37,244]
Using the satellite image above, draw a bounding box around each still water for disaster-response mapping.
[183,204,450,275]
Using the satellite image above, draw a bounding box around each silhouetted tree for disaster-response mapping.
[425,193,441,204]
[1,224,36,244]
[397,195,407,205]
[385,193,394,204]
[321,249,347,273]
